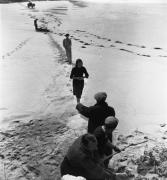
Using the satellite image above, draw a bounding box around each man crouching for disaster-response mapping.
[60,133,128,180]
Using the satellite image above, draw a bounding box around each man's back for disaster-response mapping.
[76,102,115,133]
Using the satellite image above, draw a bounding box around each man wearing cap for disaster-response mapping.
[76,92,115,133]
[94,116,121,162]
[63,34,72,64]
[60,133,116,180]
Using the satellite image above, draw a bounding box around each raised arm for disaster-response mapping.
[76,103,91,118]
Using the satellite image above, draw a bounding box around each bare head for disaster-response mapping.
[75,59,83,68]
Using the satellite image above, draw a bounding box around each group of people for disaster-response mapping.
[60,34,129,179]
[61,92,128,180]
[32,28,126,179]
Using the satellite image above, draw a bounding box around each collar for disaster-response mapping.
[102,126,106,132]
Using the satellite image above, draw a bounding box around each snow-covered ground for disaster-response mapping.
[0,1,77,131]
[0,1,167,179]
[1,0,167,133]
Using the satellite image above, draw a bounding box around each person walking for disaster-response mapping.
[63,34,72,64]
[76,92,115,133]
[70,59,89,103]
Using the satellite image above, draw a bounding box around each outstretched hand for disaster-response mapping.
[114,146,121,153]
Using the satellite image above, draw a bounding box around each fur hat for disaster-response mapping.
[94,92,107,102]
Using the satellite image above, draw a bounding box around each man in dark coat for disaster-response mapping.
[63,34,72,64]
[60,133,116,180]
[76,92,115,133]
[34,19,38,31]
[94,116,121,162]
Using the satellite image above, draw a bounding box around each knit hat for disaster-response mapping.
[105,116,119,129]
[94,92,107,102]
[65,33,69,37]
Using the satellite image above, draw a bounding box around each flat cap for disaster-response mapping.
[94,92,107,102]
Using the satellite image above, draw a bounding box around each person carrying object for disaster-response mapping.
[70,59,89,104]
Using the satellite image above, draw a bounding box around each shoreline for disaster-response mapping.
[1,1,167,180]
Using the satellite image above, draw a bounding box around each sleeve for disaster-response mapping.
[94,128,103,145]
[109,107,115,117]
[83,67,89,78]
[63,39,65,48]
[105,140,121,154]
[77,157,109,180]
[108,133,113,143]
[76,103,91,118]
[106,140,116,150]
[70,68,74,79]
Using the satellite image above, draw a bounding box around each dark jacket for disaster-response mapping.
[70,66,89,79]
[76,102,115,133]
[63,38,72,49]
[94,126,115,156]
[60,136,116,180]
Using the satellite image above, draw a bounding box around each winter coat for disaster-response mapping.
[76,102,115,133]
[70,66,89,80]
[94,126,115,156]
[60,136,116,180]
[63,38,72,49]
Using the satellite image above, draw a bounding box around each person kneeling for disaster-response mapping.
[60,133,116,180]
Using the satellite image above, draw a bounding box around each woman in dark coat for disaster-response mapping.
[70,59,89,103]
